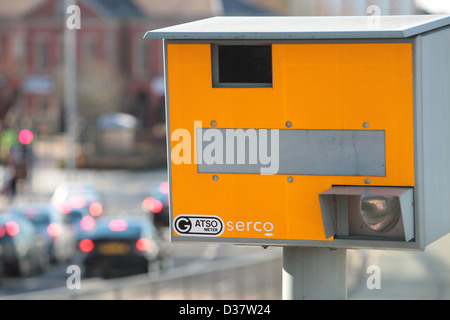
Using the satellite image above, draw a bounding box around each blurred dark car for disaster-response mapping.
[142,181,169,227]
[81,216,164,278]
[51,181,104,218]
[0,214,49,276]
[0,242,3,285]
[9,203,77,263]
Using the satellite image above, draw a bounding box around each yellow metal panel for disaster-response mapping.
[167,42,414,242]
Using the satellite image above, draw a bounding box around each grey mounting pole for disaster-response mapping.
[282,247,347,300]
[64,0,78,176]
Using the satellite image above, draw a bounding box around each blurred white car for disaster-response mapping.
[51,181,104,218]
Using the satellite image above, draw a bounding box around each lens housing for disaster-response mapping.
[360,195,401,232]
[319,186,414,242]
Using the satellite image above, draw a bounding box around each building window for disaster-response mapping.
[35,36,49,73]
[57,35,64,67]
[83,35,98,63]
[135,39,149,77]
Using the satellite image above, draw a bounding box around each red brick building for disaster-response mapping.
[0,0,277,140]
[0,0,216,135]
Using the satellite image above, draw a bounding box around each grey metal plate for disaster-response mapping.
[196,129,385,176]
[145,15,450,40]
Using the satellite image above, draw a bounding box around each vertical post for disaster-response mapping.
[64,0,77,174]
[282,247,347,300]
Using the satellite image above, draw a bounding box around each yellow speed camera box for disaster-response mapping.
[145,15,450,250]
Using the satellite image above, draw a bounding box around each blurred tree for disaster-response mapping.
[54,58,125,167]
[56,58,124,122]
[55,58,125,141]
[76,59,125,163]
[77,59,124,120]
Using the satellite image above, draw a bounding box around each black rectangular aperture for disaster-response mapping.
[215,45,272,87]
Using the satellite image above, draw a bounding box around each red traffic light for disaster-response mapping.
[18,129,34,145]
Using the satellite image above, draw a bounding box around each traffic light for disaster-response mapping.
[18,129,34,145]
[16,129,34,180]
[146,15,450,250]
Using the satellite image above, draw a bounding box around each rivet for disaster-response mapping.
[212,175,219,181]
[287,176,293,183]
[363,122,370,128]
[364,178,371,184]
[211,120,217,127]
[285,121,292,128]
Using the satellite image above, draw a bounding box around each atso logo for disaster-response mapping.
[174,215,224,237]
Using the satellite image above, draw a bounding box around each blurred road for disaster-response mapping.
[0,158,273,298]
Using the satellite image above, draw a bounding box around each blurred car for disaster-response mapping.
[0,242,3,285]
[63,207,96,245]
[142,181,169,227]
[9,203,77,263]
[51,181,104,218]
[0,214,49,276]
[81,216,164,278]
